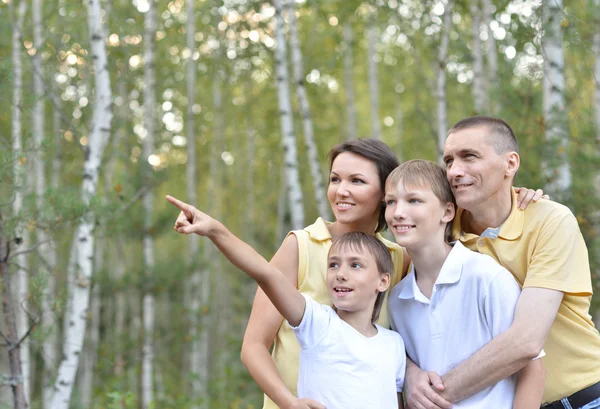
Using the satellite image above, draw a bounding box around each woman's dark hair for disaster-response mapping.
[328,139,400,233]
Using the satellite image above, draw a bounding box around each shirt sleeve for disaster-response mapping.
[523,212,592,295]
[290,294,332,350]
[484,267,522,337]
[396,333,407,392]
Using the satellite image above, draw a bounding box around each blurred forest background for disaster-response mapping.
[1,0,599,408]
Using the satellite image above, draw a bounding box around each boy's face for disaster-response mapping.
[326,246,389,316]
[384,180,454,250]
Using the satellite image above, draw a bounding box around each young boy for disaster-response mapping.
[166,195,407,409]
[383,160,544,409]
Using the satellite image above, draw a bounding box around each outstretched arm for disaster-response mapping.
[167,195,306,327]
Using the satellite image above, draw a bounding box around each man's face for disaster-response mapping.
[443,126,510,211]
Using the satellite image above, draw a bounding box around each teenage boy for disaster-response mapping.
[404,116,600,409]
[385,159,544,409]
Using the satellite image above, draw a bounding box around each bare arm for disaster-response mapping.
[513,358,545,409]
[241,234,317,408]
[167,195,306,325]
[440,287,562,403]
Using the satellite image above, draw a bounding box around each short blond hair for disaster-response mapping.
[386,160,456,242]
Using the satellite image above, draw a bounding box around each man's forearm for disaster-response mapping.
[440,329,534,402]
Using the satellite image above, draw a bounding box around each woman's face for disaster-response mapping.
[327,152,383,229]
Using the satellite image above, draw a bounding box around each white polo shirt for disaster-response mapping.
[291,295,406,409]
[388,241,521,409]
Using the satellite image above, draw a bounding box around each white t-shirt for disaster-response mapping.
[291,295,406,409]
[388,242,522,409]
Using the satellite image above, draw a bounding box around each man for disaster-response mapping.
[403,116,600,409]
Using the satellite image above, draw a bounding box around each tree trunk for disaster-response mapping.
[141,1,157,407]
[593,0,600,327]
[185,1,207,406]
[1,220,28,409]
[32,0,59,405]
[470,0,487,113]
[366,14,382,140]
[288,1,330,220]
[50,0,113,405]
[394,86,404,162]
[343,22,357,140]
[542,0,571,202]
[482,0,498,113]
[273,0,304,230]
[10,0,30,405]
[78,260,101,408]
[436,0,453,163]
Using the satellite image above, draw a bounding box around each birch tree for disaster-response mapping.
[366,11,382,140]
[141,0,158,407]
[31,0,58,405]
[594,0,600,142]
[542,0,571,202]
[10,0,30,404]
[482,0,498,113]
[0,218,28,409]
[185,1,208,406]
[274,0,304,230]
[50,0,113,405]
[343,21,358,140]
[437,0,453,163]
[288,1,330,220]
[470,0,487,113]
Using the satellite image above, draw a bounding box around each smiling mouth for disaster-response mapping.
[334,287,353,293]
[393,225,415,232]
[453,183,473,189]
[336,202,354,208]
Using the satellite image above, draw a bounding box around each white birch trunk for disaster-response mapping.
[482,0,498,113]
[594,0,600,141]
[78,252,101,408]
[343,22,358,140]
[593,0,600,324]
[52,88,62,188]
[0,226,28,409]
[470,0,487,113]
[185,1,207,406]
[274,0,304,230]
[437,1,453,163]
[141,0,157,407]
[32,1,59,405]
[50,0,113,406]
[366,15,382,140]
[288,1,330,220]
[11,0,30,405]
[394,88,404,163]
[542,0,571,200]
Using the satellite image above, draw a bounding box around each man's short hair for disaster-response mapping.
[448,116,519,154]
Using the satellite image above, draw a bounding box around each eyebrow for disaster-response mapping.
[330,171,369,178]
[444,148,478,161]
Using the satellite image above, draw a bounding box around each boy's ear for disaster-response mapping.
[442,202,455,223]
[378,272,391,293]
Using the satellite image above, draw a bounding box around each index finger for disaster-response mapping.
[165,195,192,212]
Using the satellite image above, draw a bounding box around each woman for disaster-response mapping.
[240,139,543,409]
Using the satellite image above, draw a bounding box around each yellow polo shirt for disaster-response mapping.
[263,217,405,409]
[452,188,600,403]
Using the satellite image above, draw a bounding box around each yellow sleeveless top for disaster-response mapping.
[262,218,405,409]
